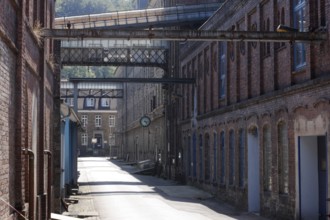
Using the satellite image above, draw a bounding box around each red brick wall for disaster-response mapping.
[179,0,330,218]
[0,33,17,220]
[0,0,57,218]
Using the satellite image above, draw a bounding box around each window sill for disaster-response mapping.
[293,64,306,74]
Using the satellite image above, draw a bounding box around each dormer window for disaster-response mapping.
[99,96,111,109]
[101,98,110,107]
[85,97,95,108]
[86,97,95,106]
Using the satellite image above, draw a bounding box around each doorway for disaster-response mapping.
[298,136,327,220]
[94,134,103,148]
[247,127,260,213]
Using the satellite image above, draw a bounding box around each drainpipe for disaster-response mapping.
[22,148,34,220]
[44,150,52,220]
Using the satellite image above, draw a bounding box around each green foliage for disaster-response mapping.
[61,66,117,79]
[55,0,136,17]
[56,0,136,79]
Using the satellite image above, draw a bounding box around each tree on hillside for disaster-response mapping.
[56,0,136,17]
[60,66,118,79]
[56,0,136,79]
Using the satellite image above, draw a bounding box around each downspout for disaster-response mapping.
[44,150,52,220]
[22,149,34,220]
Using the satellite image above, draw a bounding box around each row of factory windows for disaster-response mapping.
[181,1,308,119]
[80,115,116,127]
[186,121,288,194]
[66,97,113,109]
[81,134,116,146]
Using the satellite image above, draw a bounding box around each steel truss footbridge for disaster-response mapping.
[57,2,224,97]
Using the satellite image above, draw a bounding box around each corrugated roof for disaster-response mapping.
[61,81,123,90]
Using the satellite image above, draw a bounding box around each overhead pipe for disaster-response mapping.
[22,148,34,220]
[41,29,327,42]
[54,3,222,29]
[44,150,52,220]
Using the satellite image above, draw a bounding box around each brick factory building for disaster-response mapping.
[74,95,117,157]
[0,0,330,220]
[169,0,330,219]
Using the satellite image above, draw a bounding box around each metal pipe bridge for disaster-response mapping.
[55,3,222,30]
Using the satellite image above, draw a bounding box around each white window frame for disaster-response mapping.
[109,115,115,127]
[66,98,74,106]
[81,115,88,127]
[95,115,102,127]
[81,133,88,146]
[101,98,110,107]
[86,97,95,107]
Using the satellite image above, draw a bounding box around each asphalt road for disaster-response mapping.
[77,157,267,220]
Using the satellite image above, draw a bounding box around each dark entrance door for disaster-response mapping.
[94,134,103,148]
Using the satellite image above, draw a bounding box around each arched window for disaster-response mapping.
[229,130,235,185]
[281,7,285,24]
[213,132,217,182]
[278,121,289,194]
[281,8,286,47]
[263,125,272,191]
[219,42,227,98]
[238,129,245,188]
[293,0,306,69]
[266,18,271,55]
[220,131,226,184]
[204,134,210,181]
[199,134,203,180]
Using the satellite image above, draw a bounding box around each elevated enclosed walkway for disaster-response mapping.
[55,3,222,30]
[61,46,167,68]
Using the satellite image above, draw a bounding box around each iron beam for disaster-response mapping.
[41,29,327,42]
[61,95,124,98]
[69,77,196,84]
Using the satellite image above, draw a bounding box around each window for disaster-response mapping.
[95,115,102,127]
[219,42,227,98]
[204,134,211,182]
[278,122,289,194]
[213,132,217,182]
[152,95,156,111]
[320,0,326,26]
[199,134,203,180]
[66,98,74,106]
[81,115,88,127]
[229,130,235,185]
[261,19,271,57]
[86,97,95,107]
[220,131,226,184]
[193,133,197,178]
[109,115,115,127]
[238,129,245,188]
[263,125,272,191]
[81,134,88,146]
[100,98,110,107]
[293,0,306,69]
